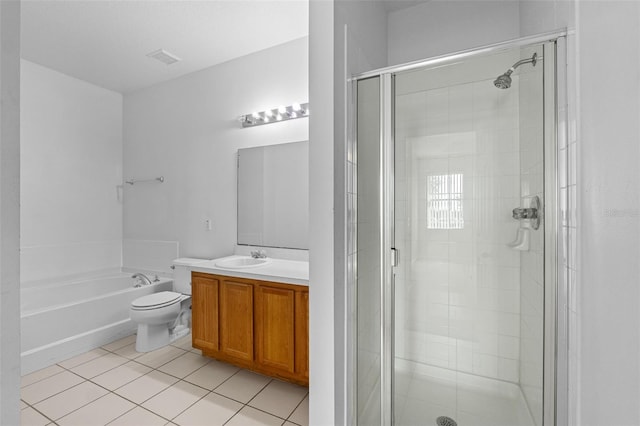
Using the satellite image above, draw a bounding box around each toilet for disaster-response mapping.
[130,258,207,352]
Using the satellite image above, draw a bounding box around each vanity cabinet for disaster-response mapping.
[220,279,254,361]
[255,284,297,374]
[191,274,219,351]
[191,272,309,385]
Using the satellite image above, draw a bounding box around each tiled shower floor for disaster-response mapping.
[20,334,308,426]
[394,368,534,426]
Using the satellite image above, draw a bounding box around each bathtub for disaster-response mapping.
[21,272,173,375]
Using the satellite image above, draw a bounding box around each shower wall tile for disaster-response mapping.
[498,312,520,337]
[473,353,498,378]
[395,68,522,384]
[498,358,520,382]
[498,335,520,359]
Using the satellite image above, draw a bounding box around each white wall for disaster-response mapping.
[0,1,22,424]
[520,1,640,425]
[575,2,640,425]
[519,0,575,39]
[309,2,336,424]
[20,60,123,283]
[334,1,388,424]
[122,37,308,265]
[308,1,389,423]
[387,1,520,67]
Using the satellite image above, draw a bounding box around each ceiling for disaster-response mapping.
[21,1,309,93]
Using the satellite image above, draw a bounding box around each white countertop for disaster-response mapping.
[190,255,309,286]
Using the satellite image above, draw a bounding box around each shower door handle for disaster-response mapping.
[391,248,399,267]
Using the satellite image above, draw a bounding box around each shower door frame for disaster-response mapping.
[348,31,569,426]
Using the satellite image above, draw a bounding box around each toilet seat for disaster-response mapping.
[131,291,183,311]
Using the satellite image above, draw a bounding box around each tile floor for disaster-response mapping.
[21,334,309,426]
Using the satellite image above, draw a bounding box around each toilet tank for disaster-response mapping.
[172,258,209,295]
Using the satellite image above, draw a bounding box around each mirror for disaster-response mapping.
[237,141,309,250]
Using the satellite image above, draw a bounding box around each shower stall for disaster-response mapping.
[349,34,567,426]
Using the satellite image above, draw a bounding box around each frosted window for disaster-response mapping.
[427,174,464,229]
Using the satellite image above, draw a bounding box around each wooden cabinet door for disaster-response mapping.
[191,274,219,351]
[295,290,309,379]
[220,279,254,361]
[256,285,295,373]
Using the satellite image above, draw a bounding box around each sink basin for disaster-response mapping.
[215,257,271,269]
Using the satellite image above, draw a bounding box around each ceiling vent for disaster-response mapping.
[146,49,181,65]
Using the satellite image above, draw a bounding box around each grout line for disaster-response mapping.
[244,404,292,423]
[55,347,111,370]
[101,335,138,353]
[21,399,58,426]
[206,366,244,394]
[103,405,139,425]
[220,377,304,425]
[221,408,242,425]
[61,358,131,382]
[160,382,211,424]
[21,370,64,392]
[134,347,189,371]
[284,392,309,426]
[22,369,87,406]
[42,386,112,425]
[23,334,309,426]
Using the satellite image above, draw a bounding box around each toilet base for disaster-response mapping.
[135,323,171,352]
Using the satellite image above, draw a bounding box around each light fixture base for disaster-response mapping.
[240,102,309,128]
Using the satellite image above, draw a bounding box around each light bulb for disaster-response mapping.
[252,112,259,119]
[276,114,283,121]
[278,105,286,114]
[292,103,301,111]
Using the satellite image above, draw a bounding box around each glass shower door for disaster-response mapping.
[356,76,383,425]
[393,43,549,426]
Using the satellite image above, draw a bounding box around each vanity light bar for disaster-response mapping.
[240,102,309,128]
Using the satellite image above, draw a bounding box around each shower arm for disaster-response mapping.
[510,53,538,73]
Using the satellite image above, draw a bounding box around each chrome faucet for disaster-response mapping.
[512,195,542,230]
[131,273,152,288]
[250,249,267,259]
[512,207,538,220]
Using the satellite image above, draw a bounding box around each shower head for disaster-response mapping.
[494,69,513,89]
[494,52,538,89]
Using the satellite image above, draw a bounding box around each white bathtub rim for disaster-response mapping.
[21,278,173,317]
[22,268,171,290]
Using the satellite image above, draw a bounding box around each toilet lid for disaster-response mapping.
[132,291,182,310]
